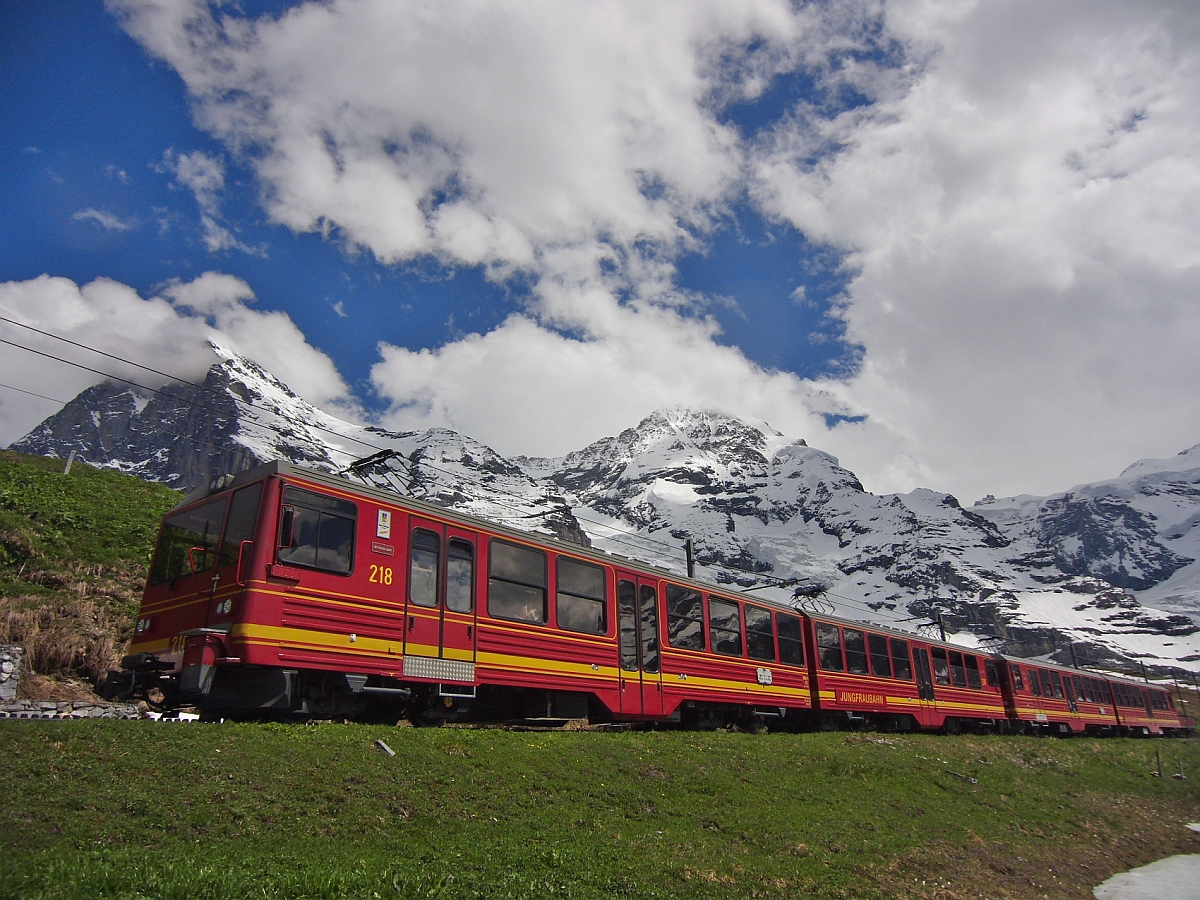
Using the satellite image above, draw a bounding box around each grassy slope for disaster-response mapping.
[0,451,180,688]
[2,724,1199,900]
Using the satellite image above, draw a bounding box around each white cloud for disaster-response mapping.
[72,208,135,232]
[0,273,358,446]
[752,0,1200,498]
[158,148,266,255]
[110,0,1200,501]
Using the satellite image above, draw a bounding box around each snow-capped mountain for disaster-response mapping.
[9,347,588,545]
[11,352,1200,673]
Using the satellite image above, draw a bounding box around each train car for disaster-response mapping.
[806,615,1008,732]
[1101,673,1191,736]
[1001,658,1119,735]
[115,460,819,724]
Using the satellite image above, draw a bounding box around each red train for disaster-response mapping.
[112,461,1194,736]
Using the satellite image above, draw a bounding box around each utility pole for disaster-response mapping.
[62,449,75,475]
[1140,661,1149,683]
[684,538,695,580]
[936,611,946,642]
[1069,642,1080,669]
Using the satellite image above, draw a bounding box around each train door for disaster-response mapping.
[403,516,478,664]
[616,575,663,716]
[203,483,263,628]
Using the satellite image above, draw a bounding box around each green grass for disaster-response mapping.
[2,724,1200,899]
[0,451,180,685]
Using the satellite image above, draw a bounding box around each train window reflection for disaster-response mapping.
[745,605,775,662]
[890,639,912,680]
[844,629,868,675]
[868,633,892,678]
[666,584,705,651]
[409,529,440,607]
[556,557,606,635]
[278,487,356,575]
[777,614,804,666]
[964,654,982,690]
[816,623,843,672]
[709,598,742,657]
[446,540,474,613]
[489,540,547,624]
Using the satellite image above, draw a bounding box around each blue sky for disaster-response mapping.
[2,1,1198,502]
[0,1,854,408]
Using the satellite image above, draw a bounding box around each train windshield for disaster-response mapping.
[148,496,229,586]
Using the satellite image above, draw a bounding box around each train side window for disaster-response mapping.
[984,660,999,688]
[931,648,951,686]
[488,540,547,624]
[1012,666,1024,691]
[556,557,607,635]
[868,633,892,678]
[843,629,869,675]
[149,496,229,586]
[446,539,474,613]
[1046,672,1065,700]
[1074,676,1086,703]
[947,651,967,687]
[964,655,982,689]
[777,613,805,666]
[709,598,743,657]
[218,483,263,568]
[890,639,912,680]
[278,487,356,575]
[409,529,440,607]
[1029,669,1041,696]
[745,605,775,662]
[1082,678,1095,703]
[1040,670,1056,699]
[816,623,843,672]
[665,584,705,651]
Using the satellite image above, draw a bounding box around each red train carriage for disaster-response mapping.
[805,616,1008,732]
[113,460,1194,736]
[119,461,818,724]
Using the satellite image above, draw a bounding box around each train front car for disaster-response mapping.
[112,469,269,711]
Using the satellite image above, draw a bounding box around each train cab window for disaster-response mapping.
[868,633,892,678]
[930,648,951,686]
[890,639,912,680]
[446,540,474,613]
[947,651,968,688]
[666,585,705,651]
[709,598,743,657]
[217,483,263,568]
[556,557,607,635]
[816,623,843,672]
[1048,671,1064,700]
[149,495,229,586]
[964,655,982,690]
[488,540,547,624]
[1012,666,1025,691]
[777,614,805,666]
[984,660,999,688]
[843,629,869,675]
[278,487,356,575]
[745,605,776,662]
[409,529,440,607]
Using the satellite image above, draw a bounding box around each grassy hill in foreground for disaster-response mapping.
[0,451,180,692]
[2,724,1199,900]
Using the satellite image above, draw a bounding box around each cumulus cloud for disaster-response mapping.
[752,0,1200,497]
[109,0,1200,500]
[0,273,358,446]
